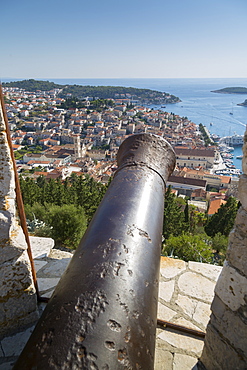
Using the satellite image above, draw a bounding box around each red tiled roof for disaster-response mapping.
[208,199,226,215]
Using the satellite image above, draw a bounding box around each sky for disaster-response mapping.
[1,0,247,79]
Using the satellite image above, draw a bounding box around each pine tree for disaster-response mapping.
[163,186,186,240]
[205,196,238,237]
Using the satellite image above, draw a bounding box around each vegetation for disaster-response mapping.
[211,87,247,94]
[20,174,107,248]
[26,203,87,249]
[3,79,61,91]
[162,186,238,265]
[14,145,43,160]
[163,186,188,240]
[162,233,212,263]
[3,79,181,104]
[199,123,214,146]
[204,196,239,237]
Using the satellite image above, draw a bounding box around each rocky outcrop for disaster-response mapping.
[200,127,247,369]
[237,99,247,107]
[0,97,38,339]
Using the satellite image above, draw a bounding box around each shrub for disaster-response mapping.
[162,233,212,263]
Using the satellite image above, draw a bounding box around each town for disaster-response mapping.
[3,83,241,217]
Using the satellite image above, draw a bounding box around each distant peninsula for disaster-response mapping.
[237,99,247,107]
[2,79,181,105]
[211,86,247,94]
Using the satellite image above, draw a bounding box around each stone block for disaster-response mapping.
[175,294,198,318]
[49,249,73,259]
[0,303,38,340]
[210,294,227,319]
[160,257,186,279]
[157,302,177,321]
[227,208,247,276]
[1,325,35,357]
[0,361,15,370]
[238,175,247,211]
[158,280,175,303]
[0,253,33,297]
[29,236,54,259]
[154,348,173,370]
[173,317,201,331]
[178,272,215,303]
[0,210,12,240]
[188,261,222,282]
[158,329,204,356]
[200,325,247,369]
[38,257,71,278]
[173,353,198,370]
[0,227,28,264]
[211,305,247,354]
[214,262,247,311]
[37,277,60,294]
[34,260,47,273]
[192,301,211,330]
[3,293,37,322]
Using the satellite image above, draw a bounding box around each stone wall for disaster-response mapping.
[0,98,38,339]
[200,128,247,369]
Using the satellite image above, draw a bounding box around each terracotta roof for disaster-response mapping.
[220,176,231,184]
[168,175,206,188]
[208,199,226,215]
[174,148,215,157]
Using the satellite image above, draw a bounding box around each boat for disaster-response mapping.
[236,155,243,159]
[219,134,244,147]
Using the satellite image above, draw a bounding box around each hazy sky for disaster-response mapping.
[1,0,247,79]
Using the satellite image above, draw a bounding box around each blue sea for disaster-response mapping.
[3,77,247,169]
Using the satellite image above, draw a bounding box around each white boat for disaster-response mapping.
[236,155,243,159]
[219,134,244,147]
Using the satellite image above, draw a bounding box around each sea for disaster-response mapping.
[3,77,247,170]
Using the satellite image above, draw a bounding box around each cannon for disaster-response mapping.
[14,133,175,369]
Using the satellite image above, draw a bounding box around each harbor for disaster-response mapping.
[212,137,243,176]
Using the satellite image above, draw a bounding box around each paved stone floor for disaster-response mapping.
[0,237,222,369]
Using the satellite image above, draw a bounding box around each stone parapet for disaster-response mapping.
[0,95,38,339]
[0,252,221,369]
[200,126,247,369]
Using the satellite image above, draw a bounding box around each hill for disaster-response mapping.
[2,79,61,91]
[2,79,181,104]
[211,86,247,94]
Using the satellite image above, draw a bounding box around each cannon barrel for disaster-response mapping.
[14,133,176,369]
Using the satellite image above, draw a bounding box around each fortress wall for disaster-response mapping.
[0,98,38,339]
[200,129,247,369]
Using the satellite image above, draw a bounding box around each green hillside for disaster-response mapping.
[211,86,247,94]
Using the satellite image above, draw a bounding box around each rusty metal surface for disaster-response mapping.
[14,134,175,370]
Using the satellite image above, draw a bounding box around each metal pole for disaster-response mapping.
[14,133,176,370]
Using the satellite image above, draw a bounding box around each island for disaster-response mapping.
[2,79,181,105]
[237,99,247,107]
[211,87,247,94]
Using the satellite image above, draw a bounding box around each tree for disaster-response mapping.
[19,176,40,206]
[163,233,212,263]
[211,232,229,265]
[211,232,229,253]
[47,204,87,249]
[163,186,187,240]
[205,196,238,237]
